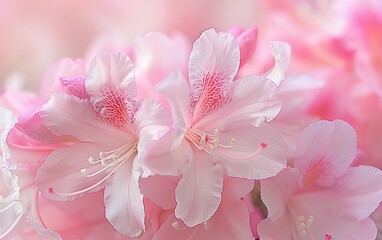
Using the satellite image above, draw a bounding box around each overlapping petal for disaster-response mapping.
[196,75,281,130]
[294,120,357,187]
[266,41,292,86]
[215,123,287,179]
[154,177,254,240]
[335,166,382,220]
[36,143,108,201]
[40,93,126,147]
[189,28,240,121]
[175,150,224,227]
[39,58,86,102]
[86,52,137,132]
[104,159,145,237]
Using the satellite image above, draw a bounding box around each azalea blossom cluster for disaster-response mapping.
[1,24,382,240]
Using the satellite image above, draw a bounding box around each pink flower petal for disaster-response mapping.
[175,151,223,227]
[188,28,240,122]
[215,124,287,179]
[259,166,380,240]
[257,209,296,240]
[104,160,145,237]
[40,58,86,102]
[154,176,254,240]
[132,32,190,105]
[266,41,291,86]
[134,99,171,134]
[336,166,382,220]
[258,207,377,240]
[139,175,180,210]
[295,120,357,187]
[36,143,109,201]
[290,193,378,240]
[40,93,126,148]
[0,86,40,116]
[135,98,191,177]
[138,139,192,177]
[260,168,300,218]
[16,108,60,143]
[60,76,88,99]
[86,52,137,132]
[156,71,190,129]
[135,99,172,163]
[235,28,258,68]
[196,75,281,130]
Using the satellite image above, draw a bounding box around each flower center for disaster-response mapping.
[48,142,137,197]
[185,128,267,160]
[185,128,234,153]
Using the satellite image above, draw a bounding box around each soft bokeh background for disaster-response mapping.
[0,0,264,90]
[0,0,351,90]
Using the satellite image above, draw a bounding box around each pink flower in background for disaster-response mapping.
[229,27,258,70]
[258,120,382,239]
[155,28,288,227]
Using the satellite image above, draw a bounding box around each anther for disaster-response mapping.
[203,221,209,230]
[297,215,315,239]
[172,221,186,230]
[307,216,313,227]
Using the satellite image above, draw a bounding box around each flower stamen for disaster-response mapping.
[172,221,187,230]
[48,143,137,197]
[81,143,137,177]
[297,215,316,240]
[185,128,267,160]
[186,128,235,153]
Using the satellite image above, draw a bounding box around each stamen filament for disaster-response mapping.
[214,144,264,160]
[49,160,125,197]
[49,143,137,197]
[82,145,137,177]
[186,128,235,153]
[186,127,267,160]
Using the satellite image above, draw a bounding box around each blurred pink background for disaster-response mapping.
[2,0,356,89]
[0,0,267,90]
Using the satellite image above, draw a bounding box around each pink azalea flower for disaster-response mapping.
[258,120,382,239]
[34,52,173,237]
[155,28,288,227]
